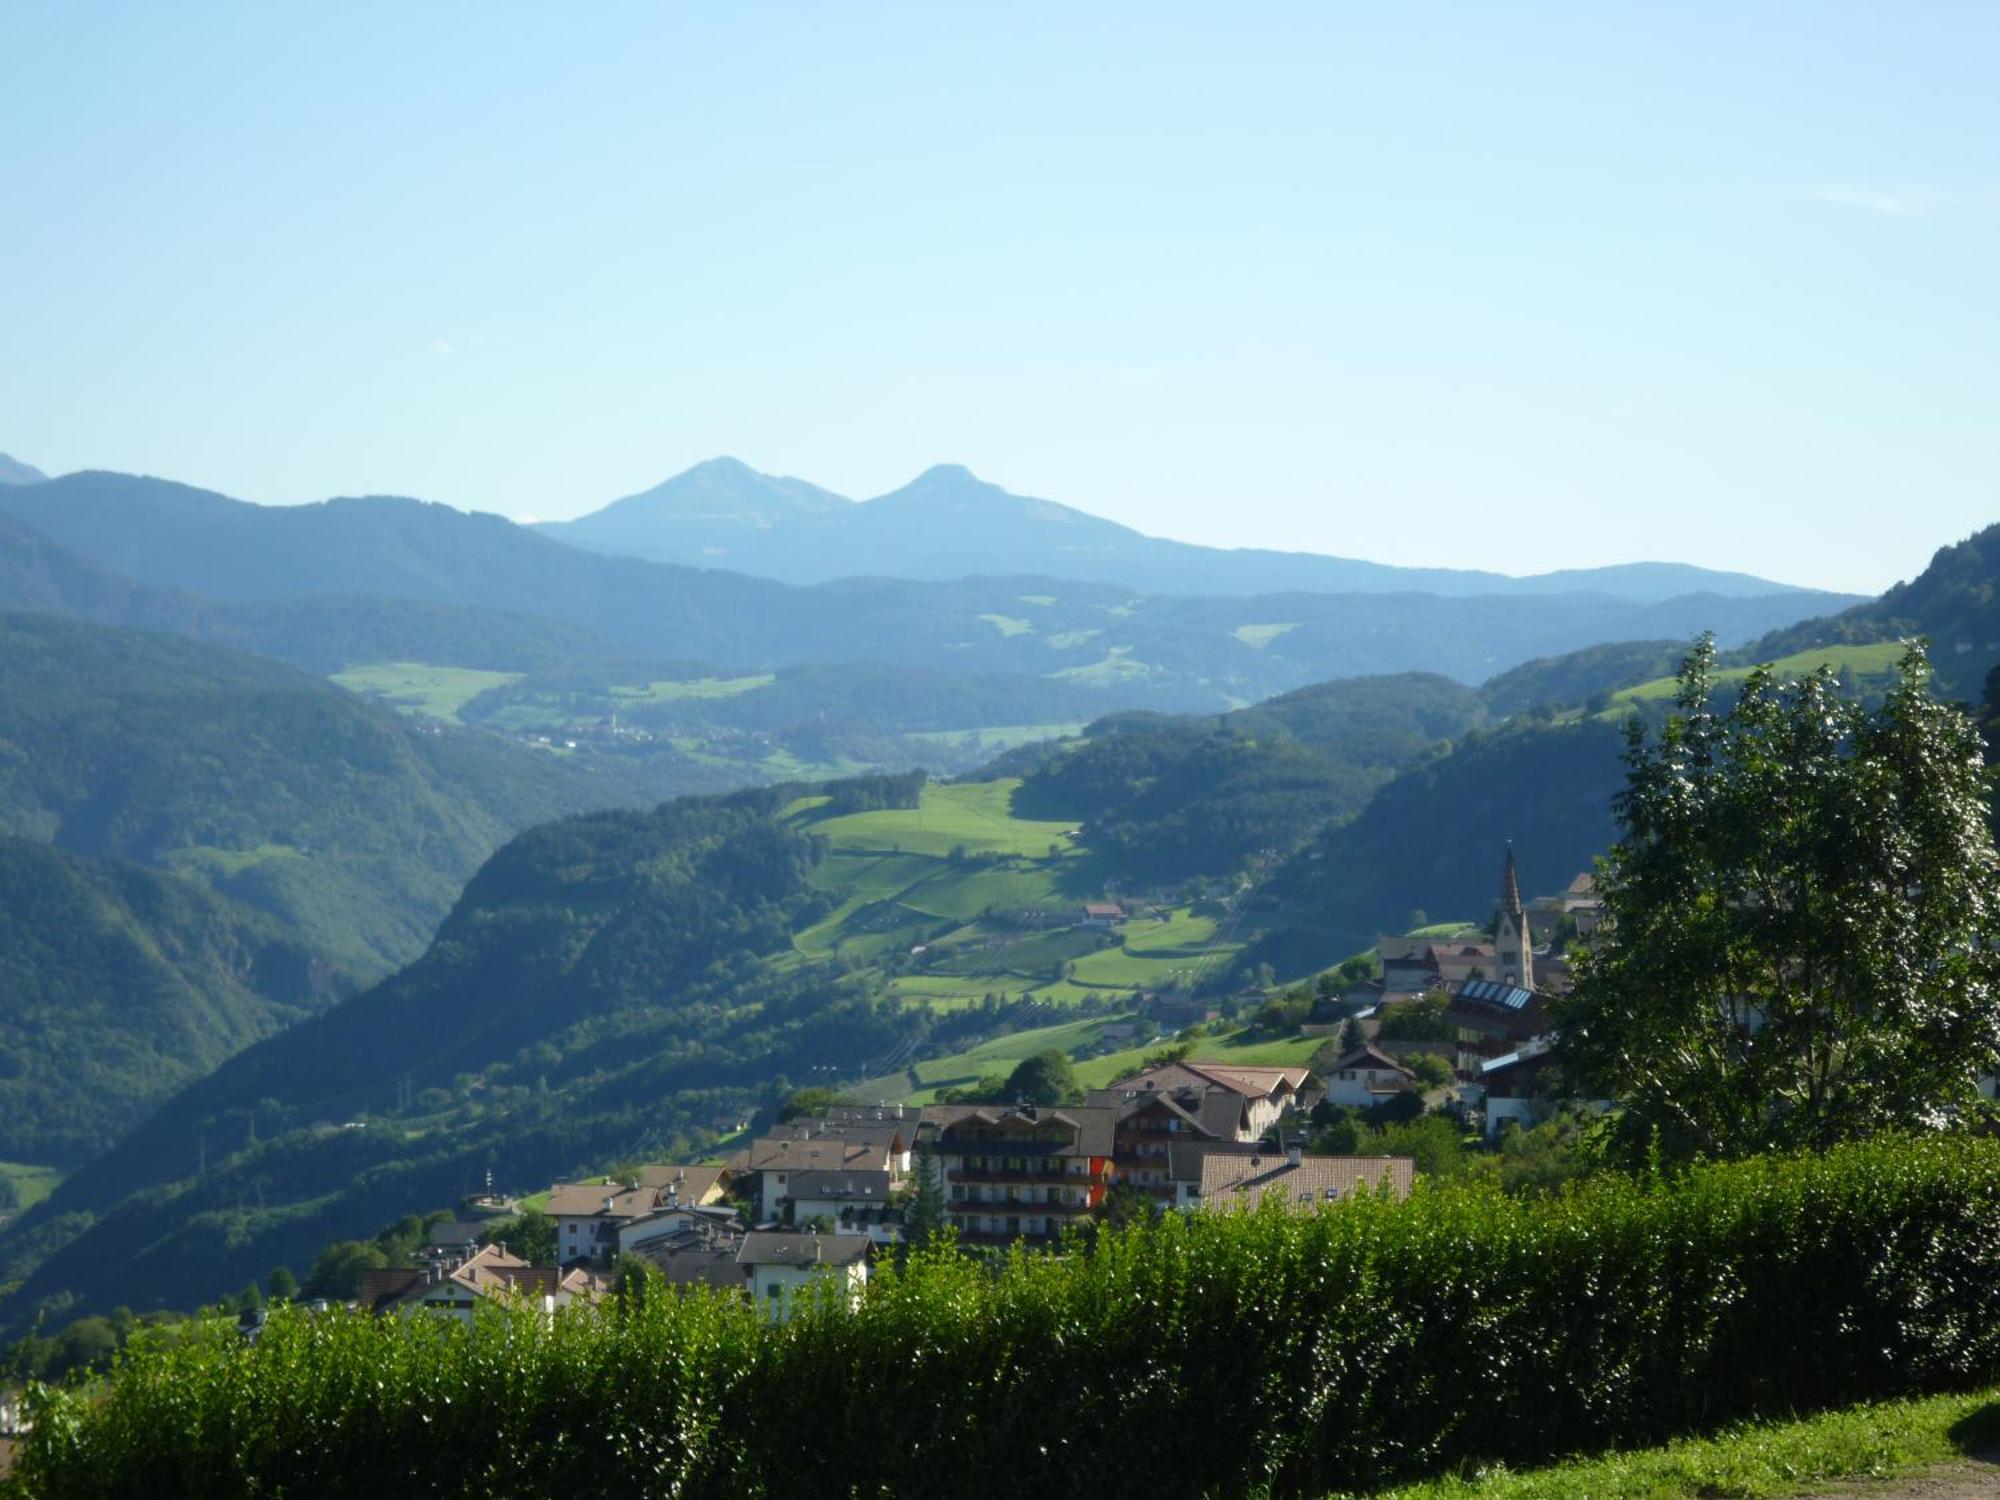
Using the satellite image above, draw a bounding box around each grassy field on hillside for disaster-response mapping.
[800,779,1082,860]
[330,661,523,721]
[1605,642,1908,711]
[610,674,773,703]
[1233,622,1299,648]
[1072,1028,1327,1089]
[785,783,1249,1020]
[905,722,1086,755]
[848,1017,1330,1103]
[0,1160,62,1214]
[1361,1383,2000,1499]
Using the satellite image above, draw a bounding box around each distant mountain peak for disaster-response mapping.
[910,462,979,485]
[528,458,1837,600]
[0,453,48,487]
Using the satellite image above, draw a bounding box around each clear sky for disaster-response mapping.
[2,3,1995,594]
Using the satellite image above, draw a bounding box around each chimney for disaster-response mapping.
[1286,1144,1302,1168]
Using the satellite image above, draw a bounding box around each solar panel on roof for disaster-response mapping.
[1460,979,1535,1009]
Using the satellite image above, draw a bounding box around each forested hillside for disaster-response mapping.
[1003,672,1488,881]
[1239,716,1634,973]
[1739,522,2000,700]
[0,511,619,674]
[0,839,347,1165]
[1477,640,1687,716]
[0,613,721,973]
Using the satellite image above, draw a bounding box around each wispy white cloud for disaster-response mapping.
[1803,184,2000,220]
[432,338,454,357]
[512,513,541,525]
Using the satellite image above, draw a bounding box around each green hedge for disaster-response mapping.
[19,1135,2000,1499]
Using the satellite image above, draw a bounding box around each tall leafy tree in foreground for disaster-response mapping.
[1557,636,2000,1165]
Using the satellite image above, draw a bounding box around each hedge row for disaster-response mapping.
[18,1134,2000,1499]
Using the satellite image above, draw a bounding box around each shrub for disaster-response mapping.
[21,1136,2000,1499]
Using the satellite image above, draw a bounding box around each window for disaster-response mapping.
[766,1283,781,1300]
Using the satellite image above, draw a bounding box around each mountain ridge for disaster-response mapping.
[0,453,45,487]
[0,470,1857,707]
[540,457,1826,601]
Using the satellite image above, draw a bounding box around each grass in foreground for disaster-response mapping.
[1352,1384,2000,1499]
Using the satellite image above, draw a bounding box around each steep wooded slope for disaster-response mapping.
[1738,522,2000,700]
[0,613,717,973]
[0,839,348,1166]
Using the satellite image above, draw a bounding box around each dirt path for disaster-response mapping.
[1803,1453,2000,1498]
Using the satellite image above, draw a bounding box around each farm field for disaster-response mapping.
[849,1015,1133,1102]
[849,1015,1330,1104]
[770,780,1251,1087]
[609,674,774,703]
[0,1160,62,1214]
[796,779,1082,860]
[1071,1028,1327,1090]
[329,661,523,721]
[904,722,1086,755]
[1603,642,1908,711]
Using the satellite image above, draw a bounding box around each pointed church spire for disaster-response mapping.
[1496,843,1533,990]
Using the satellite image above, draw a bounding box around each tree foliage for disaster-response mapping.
[1005,1049,1082,1107]
[1557,637,2000,1165]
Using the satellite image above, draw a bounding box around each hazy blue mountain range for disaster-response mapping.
[0,454,45,487]
[0,471,1856,704]
[539,456,1829,600]
[0,511,620,675]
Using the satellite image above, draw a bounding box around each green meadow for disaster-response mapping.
[0,1160,63,1214]
[773,780,1247,1060]
[608,674,774,703]
[1604,642,1908,711]
[796,778,1082,860]
[329,661,523,721]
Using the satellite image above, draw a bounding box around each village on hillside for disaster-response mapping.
[330,849,1594,1327]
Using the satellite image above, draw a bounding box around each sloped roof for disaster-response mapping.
[1324,1044,1415,1077]
[1110,1060,1309,1102]
[1198,1153,1416,1209]
[545,1182,657,1220]
[739,1231,872,1268]
[1166,1138,1270,1184]
[356,1266,425,1313]
[1087,1084,1244,1138]
[369,1245,563,1313]
[1456,978,1538,1011]
[630,1164,732,1201]
[746,1137,885,1173]
[931,1105,1117,1159]
[783,1169,893,1202]
[760,1118,913,1150]
[635,1230,745,1289]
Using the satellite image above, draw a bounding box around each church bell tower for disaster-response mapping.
[1495,844,1533,990]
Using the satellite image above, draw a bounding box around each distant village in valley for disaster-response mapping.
[320,849,1597,1328]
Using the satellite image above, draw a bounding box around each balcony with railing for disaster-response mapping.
[950,1199,1094,1222]
[947,1165,1090,1186]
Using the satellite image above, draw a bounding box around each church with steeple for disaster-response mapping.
[1493,844,1533,990]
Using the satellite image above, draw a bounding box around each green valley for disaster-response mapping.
[0,769,1268,1323]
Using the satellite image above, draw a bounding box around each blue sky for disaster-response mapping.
[2,3,1994,594]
